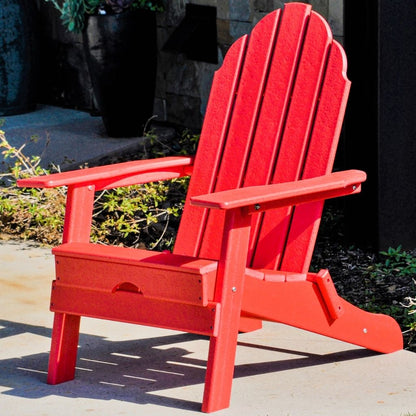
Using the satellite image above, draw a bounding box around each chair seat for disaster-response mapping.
[53,242,218,306]
[51,243,221,336]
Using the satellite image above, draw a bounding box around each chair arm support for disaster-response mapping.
[190,169,366,213]
[17,156,194,191]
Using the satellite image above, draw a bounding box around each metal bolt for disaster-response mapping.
[232,287,237,292]
[352,185,357,191]
[88,185,93,191]
[254,204,261,210]
[363,328,368,334]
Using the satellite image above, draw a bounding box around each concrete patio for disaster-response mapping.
[0,106,415,415]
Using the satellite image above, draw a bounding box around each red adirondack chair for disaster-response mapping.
[18,3,403,413]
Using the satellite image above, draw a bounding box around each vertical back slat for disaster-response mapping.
[174,37,248,257]
[251,11,333,270]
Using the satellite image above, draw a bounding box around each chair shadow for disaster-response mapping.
[0,319,376,412]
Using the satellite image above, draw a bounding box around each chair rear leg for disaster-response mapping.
[47,312,81,385]
[242,273,403,353]
[239,316,262,332]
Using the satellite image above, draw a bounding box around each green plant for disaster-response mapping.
[367,246,416,279]
[90,129,195,249]
[142,128,199,158]
[0,126,197,248]
[0,128,66,243]
[91,178,188,250]
[45,0,166,33]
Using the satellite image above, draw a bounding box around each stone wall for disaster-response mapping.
[36,1,344,132]
[155,0,344,130]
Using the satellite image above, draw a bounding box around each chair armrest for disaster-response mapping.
[17,156,194,191]
[190,170,366,213]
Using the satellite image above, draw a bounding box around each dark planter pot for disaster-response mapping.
[0,0,38,116]
[83,10,157,138]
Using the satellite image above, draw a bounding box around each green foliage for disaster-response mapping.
[91,178,188,250]
[368,246,416,278]
[45,0,86,33]
[0,126,197,249]
[0,128,66,243]
[143,128,199,158]
[45,0,166,33]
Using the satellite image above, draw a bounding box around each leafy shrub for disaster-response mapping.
[0,125,197,249]
[0,129,66,244]
[91,178,188,250]
[367,246,416,279]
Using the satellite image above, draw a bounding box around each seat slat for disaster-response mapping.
[51,284,220,337]
[53,243,217,306]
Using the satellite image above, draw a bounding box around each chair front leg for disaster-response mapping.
[47,312,81,384]
[202,208,252,413]
[48,185,95,384]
